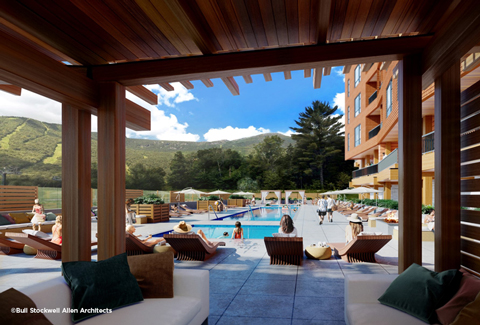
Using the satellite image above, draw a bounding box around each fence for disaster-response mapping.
[0,185,38,211]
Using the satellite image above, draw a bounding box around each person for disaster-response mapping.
[51,215,62,245]
[317,195,328,225]
[326,195,335,223]
[215,199,227,212]
[173,221,214,246]
[278,214,297,237]
[424,210,435,231]
[126,225,165,247]
[125,198,136,225]
[345,214,364,243]
[232,221,244,239]
[31,198,46,231]
[251,195,256,206]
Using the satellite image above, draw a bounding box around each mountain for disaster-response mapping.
[0,116,294,183]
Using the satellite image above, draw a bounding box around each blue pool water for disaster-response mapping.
[192,224,279,239]
[218,206,298,221]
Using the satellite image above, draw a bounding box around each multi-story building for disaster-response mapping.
[344,54,480,205]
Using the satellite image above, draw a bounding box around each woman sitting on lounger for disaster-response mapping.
[126,225,165,247]
[424,210,435,231]
[51,215,62,245]
[345,214,363,243]
[173,221,214,246]
[278,214,297,237]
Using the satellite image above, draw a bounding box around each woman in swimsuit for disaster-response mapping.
[231,221,244,239]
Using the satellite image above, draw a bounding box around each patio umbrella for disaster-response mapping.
[207,190,231,200]
[174,188,206,202]
[232,191,246,195]
[347,187,381,205]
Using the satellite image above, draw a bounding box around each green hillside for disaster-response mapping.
[0,116,294,184]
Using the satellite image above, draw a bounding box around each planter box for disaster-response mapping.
[130,204,169,223]
[227,199,245,207]
[197,201,221,211]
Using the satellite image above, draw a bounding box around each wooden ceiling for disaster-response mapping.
[0,0,463,96]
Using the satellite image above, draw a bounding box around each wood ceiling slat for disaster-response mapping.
[350,0,373,39]
[272,0,289,46]
[221,76,239,96]
[243,0,268,47]
[0,1,107,64]
[370,0,397,37]
[201,79,214,87]
[304,69,311,78]
[285,0,299,44]
[258,0,279,46]
[297,0,310,44]
[159,83,174,91]
[315,0,333,44]
[361,0,386,38]
[68,0,150,59]
[340,0,362,40]
[381,0,412,35]
[308,0,320,43]
[323,66,331,76]
[328,0,348,42]
[231,0,258,49]
[284,71,292,80]
[180,81,194,89]
[263,72,272,82]
[402,0,435,34]
[194,0,235,51]
[216,0,248,49]
[242,75,253,83]
[420,0,462,34]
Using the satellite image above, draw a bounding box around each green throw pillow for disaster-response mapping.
[62,253,143,323]
[378,263,462,324]
[45,212,57,221]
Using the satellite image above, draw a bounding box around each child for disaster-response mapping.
[31,198,46,231]
[231,221,244,239]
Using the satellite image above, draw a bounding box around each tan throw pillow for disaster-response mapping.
[9,213,30,224]
[127,252,174,298]
[451,291,480,324]
[0,288,52,325]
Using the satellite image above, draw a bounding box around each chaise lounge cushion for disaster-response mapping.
[10,213,30,224]
[62,253,143,323]
[378,263,462,324]
[1,214,15,224]
[451,291,480,324]
[0,288,52,325]
[127,252,174,298]
[0,214,12,225]
[45,212,57,221]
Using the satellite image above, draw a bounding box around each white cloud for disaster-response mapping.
[203,126,271,142]
[145,82,198,107]
[0,89,61,123]
[277,130,297,137]
[333,92,345,113]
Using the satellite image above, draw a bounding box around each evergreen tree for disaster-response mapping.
[167,151,190,190]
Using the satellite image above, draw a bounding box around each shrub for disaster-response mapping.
[229,194,246,199]
[422,205,435,214]
[133,193,164,205]
[306,197,313,200]
[199,195,220,201]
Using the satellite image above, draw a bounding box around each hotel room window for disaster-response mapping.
[354,125,361,147]
[386,79,392,117]
[347,133,350,151]
[354,65,361,87]
[347,79,350,97]
[347,107,350,124]
[354,94,361,117]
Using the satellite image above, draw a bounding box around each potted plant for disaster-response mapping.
[131,194,169,223]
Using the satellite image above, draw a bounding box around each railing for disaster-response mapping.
[352,164,378,178]
[422,131,434,153]
[207,205,219,220]
[378,149,398,172]
[368,90,378,105]
[368,123,382,139]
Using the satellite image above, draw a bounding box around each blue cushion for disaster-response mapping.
[45,212,57,221]
[0,215,12,225]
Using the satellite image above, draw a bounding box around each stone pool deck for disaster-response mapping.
[0,204,435,325]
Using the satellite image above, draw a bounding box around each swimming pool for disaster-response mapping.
[217,206,298,221]
[192,224,279,239]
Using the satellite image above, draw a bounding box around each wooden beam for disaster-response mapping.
[342,65,352,74]
[422,1,480,88]
[97,82,126,260]
[0,85,21,96]
[201,79,214,87]
[62,106,91,262]
[126,86,157,105]
[304,69,312,78]
[323,66,331,76]
[362,63,374,72]
[434,62,461,272]
[263,73,272,82]
[313,68,323,89]
[221,77,239,96]
[180,80,194,89]
[89,35,432,86]
[284,71,292,80]
[398,54,423,273]
[125,100,151,132]
[159,83,174,91]
[242,75,253,84]
[380,61,391,71]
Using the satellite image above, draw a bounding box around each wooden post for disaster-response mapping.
[398,54,423,272]
[422,177,433,206]
[62,106,91,262]
[384,183,391,200]
[97,82,126,260]
[434,63,461,271]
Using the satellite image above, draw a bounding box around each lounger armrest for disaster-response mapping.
[174,269,209,300]
[345,274,398,304]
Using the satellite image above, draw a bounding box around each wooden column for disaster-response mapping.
[97,82,126,260]
[384,183,392,200]
[62,106,91,262]
[434,63,461,271]
[422,176,433,206]
[398,54,423,272]
[423,115,433,135]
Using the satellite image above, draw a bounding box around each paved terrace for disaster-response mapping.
[0,204,434,324]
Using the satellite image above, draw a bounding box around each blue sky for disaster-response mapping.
[0,67,345,142]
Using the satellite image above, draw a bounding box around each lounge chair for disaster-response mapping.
[163,234,225,261]
[179,204,207,214]
[125,232,154,256]
[169,211,183,217]
[0,236,25,255]
[264,237,304,265]
[170,205,192,215]
[328,234,392,263]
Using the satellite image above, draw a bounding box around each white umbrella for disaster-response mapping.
[233,191,246,195]
[207,190,231,195]
[348,187,381,205]
[174,188,206,195]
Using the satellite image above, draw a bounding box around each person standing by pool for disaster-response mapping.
[251,195,256,206]
[317,195,328,225]
[326,195,335,223]
[278,215,297,237]
[232,221,244,239]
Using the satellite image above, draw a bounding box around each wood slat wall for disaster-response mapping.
[0,185,38,211]
[125,189,143,199]
[460,78,480,275]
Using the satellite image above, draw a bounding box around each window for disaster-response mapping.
[347,79,350,97]
[347,133,350,151]
[354,125,361,147]
[347,107,350,124]
[386,79,392,117]
[354,94,361,117]
[354,65,361,87]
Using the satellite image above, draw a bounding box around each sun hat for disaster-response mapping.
[34,199,39,204]
[347,214,363,223]
[173,221,193,233]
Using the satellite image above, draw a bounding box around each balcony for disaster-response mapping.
[352,164,378,178]
[368,123,382,139]
[422,131,434,153]
[368,90,378,105]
